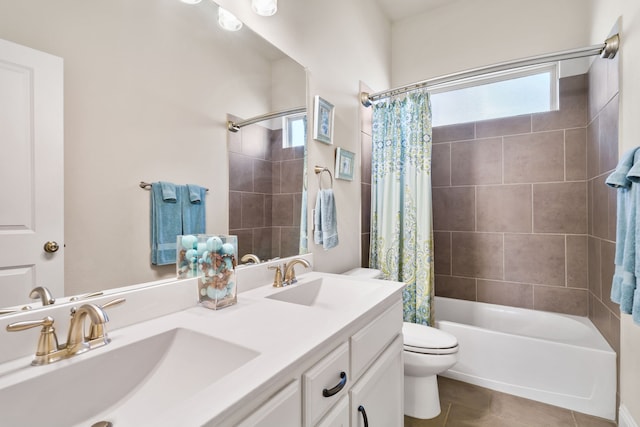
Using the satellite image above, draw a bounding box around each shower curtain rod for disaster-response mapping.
[360,34,620,107]
[227,106,306,132]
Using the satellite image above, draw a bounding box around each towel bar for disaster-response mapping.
[139,181,209,191]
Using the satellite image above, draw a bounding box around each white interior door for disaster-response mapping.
[0,38,64,307]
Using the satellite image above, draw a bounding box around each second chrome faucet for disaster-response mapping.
[269,258,311,287]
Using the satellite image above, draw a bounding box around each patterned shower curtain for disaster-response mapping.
[370,89,434,326]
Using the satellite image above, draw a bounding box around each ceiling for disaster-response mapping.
[375,0,451,22]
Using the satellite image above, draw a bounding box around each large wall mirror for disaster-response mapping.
[0,0,307,312]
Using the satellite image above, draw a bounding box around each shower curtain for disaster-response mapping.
[369,89,435,326]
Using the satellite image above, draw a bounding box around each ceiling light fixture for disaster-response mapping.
[180,0,202,4]
[218,7,243,31]
[251,0,277,16]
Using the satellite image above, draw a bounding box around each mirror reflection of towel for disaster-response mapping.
[314,189,338,250]
[151,182,206,265]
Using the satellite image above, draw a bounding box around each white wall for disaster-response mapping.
[590,0,640,424]
[216,0,392,273]
[391,0,592,87]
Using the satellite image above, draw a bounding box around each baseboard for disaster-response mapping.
[620,405,639,427]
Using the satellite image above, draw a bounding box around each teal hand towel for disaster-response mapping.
[186,183,202,203]
[181,184,206,235]
[151,181,182,265]
[160,181,177,201]
[314,192,323,245]
[319,189,338,250]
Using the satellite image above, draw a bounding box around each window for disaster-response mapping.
[430,63,558,127]
[282,113,307,148]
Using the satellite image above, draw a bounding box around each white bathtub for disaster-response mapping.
[434,296,617,421]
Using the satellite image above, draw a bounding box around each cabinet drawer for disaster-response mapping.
[303,341,350,426]
[350,301,402,381]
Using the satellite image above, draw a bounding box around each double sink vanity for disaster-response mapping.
[0,255,405,426]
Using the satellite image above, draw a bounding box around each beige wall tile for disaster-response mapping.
[587,117,600,180]
[476,185,532,232]
[452,232,503,280]
[280,158,303,193]
[533,286,588,316]
[241,124,269,159]
[254,159,273,194]
[566,235,588,289]
[431,142,451,187]
[432,187,476,231]
[532,74,587,131]
[272,194,293,226]
[600,240,618,313]
[533,182,587,234]
[588,57,609,122]
[241,193,265,228]
[504,131,564,183]
[433,122,474,143]
[435,275,476,300]
[609,184,617,241]
[504,234,565,285]
[229,152,254,192]
[361,132,372,184]
[592,175,611,239]
[434,231,451,275]
[475,115,531,138]
[361,183,371,233]
[599,95,619,175]
[588,237,602,298]
[477,280,533,309]
[451,138,502,185]
[229,191,242,230]
[565,128,587,181]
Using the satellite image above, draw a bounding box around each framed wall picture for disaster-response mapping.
[313,95,334,144]
[335,147,355,181]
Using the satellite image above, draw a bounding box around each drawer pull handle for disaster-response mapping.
[358,405,369,427]
[322,371,347,397]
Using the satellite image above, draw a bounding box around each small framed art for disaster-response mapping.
[313,95,334,144]
[335,147,355,181]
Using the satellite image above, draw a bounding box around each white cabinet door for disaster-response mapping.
[236,380,301,427]
[0,38,64,306]
[350,335,404,427]
[317,396,349,427]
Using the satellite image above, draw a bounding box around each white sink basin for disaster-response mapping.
[266,276,378,309]
[0,328,259,427]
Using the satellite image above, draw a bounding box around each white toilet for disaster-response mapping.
[344,268,459,419]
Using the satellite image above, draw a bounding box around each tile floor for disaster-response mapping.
[404,377,617,427]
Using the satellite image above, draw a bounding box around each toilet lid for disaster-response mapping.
[403,322,458,355]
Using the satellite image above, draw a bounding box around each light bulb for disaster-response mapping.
[251,0,277,16]
[218,7,243,31]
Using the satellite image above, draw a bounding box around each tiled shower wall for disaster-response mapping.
[587,53,620,353]
[228,120,303,261]
[360,71,621,346]
[431,75,591,316]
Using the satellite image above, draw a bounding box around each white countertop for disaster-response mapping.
[0,270,404,427]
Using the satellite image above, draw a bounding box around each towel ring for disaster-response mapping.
[314,166,333,189]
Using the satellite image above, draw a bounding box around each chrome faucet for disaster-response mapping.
[66,303,109,355]
[283,258,311,286]
[240,253,261,264]
[29,286,55,306]
[6,301,116,366]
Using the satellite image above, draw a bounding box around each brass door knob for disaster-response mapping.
[43,241,59,253]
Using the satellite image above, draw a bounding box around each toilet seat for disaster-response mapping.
[403,322,458,355]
